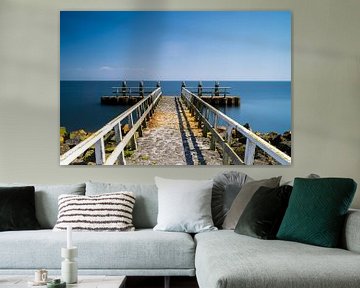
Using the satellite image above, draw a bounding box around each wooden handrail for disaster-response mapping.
[60,88,162,165]
[181,88,291,165]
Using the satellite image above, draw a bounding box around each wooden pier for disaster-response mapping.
[60,86,291,166]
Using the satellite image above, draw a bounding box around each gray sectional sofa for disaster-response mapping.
[0,180,360,288]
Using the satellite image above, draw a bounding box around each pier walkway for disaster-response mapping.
[126,97,222,165]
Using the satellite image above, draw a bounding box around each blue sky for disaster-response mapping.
[60,11,291,81]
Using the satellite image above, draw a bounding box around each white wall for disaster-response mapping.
[0,0,359,208]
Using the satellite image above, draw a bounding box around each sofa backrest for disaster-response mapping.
[86,181,158,229]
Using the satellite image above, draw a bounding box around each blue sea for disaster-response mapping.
[60,81,291,133]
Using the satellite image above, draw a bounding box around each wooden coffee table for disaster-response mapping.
[0,275,126,288]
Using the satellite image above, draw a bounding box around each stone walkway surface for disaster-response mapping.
[127,96,222,165]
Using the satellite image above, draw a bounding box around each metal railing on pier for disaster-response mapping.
[60,88,162,165]
[181,88,291,165]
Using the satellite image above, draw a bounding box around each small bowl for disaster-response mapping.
[47,279,66,288]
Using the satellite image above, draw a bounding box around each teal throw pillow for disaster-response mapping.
[277,178,357,247]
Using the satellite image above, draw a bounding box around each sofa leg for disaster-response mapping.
[164,276,170,288]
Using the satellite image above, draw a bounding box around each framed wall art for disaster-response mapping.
[60,11,291,166]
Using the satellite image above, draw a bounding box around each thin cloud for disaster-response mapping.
[99,66,114,71]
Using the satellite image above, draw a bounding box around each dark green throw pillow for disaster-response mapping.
[234,185,293,239]
[277,178,357,247]
[0,186,41,231]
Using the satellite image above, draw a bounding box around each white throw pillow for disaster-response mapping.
[153,177,217,233]
[53,192,135,231]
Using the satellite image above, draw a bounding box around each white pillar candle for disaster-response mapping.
[67,225,72,249]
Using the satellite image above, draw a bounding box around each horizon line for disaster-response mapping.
[60,79,292,82]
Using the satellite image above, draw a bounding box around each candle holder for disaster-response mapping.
[61,247,78,284]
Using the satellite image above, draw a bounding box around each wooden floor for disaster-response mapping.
[126,276,199,288]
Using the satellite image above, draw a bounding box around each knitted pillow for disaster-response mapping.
[53,192,135,231]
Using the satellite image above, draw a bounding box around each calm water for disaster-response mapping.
[60,81,291,133]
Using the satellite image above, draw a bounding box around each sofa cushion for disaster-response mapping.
[222,177,281,229]
[277,178,357,247]
[0,229,195,271]
[53,192,136,232]
[153,177,216,233]
[212,171,252,228]
[0,183,85,229]
[86,182,158,229]
[0,186,40,231]
[342,209,360,253]
[195,230,360,288]
[234,185,292,239]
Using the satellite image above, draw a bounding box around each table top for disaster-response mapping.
[0,275,126,288]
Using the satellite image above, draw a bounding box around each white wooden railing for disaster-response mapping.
[181,88,291,165]
[60,88,162,165]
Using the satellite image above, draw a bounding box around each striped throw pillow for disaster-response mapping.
[53,192,136,231]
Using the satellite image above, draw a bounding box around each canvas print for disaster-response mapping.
[60,11,291,166]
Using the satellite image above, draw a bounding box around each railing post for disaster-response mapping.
[121,81,127,97]
[139,81,144,98]
[128,113,137,150]
[141,103,147,128]
[94,137,106,165]
[146,99,151,121]
[226,125,233,143]
[222,125,233,165]
[210,114,218,150]
[244,138,256,165]
[197,101,203,128]
[136,107,143,137]
[114,123,126,165]
[198,81,203,96]
[202,108,209,137]
[214,81,220,97]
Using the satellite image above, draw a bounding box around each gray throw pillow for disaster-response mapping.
[283,173,320,186]
[153,177,217,233]
[222,176,281,230]
[0,183,85,229]
[212,171,252,228]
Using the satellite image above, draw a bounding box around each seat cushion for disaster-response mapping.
[0,229,195,271]
[195,230,360,288]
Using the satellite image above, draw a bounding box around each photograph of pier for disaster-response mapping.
[60,11,291,166]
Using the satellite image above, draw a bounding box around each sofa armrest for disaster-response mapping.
[342,209,360,253]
